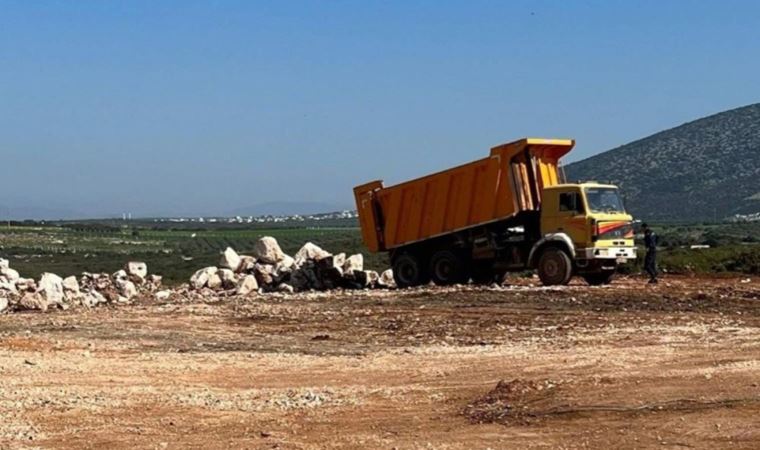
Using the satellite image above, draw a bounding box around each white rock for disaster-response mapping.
[62,276,80,293]
[155,290,172,300]
[219,268,238,289]
[0,277,17,295]
[1,267,20,282]
[378,269,396,288]
[253,263,276,286]
[82,290,107,308]
[343,254,364,273]
[18,292,48,312]
[125,262,148,282]
[353,270,379,288]
[294,242,331,266]
[38,273,65,305]
[190,267,218,290]
[0,297,7,312]
[112,269,128,283]
[238,255,257,273]
[118,281,138,300]
[62,276,81,302]
[15,277,36,292]
[0,259,8,270]
[236,275,259,296]
[207,273,223,290]
[220,247,242,272]
[253,237,285,264]
[276,283,295,294]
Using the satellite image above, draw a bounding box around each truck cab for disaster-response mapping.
[533,183,636,285]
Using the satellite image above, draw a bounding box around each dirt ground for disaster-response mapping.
[2,275,760,449]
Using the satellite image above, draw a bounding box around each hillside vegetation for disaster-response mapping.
[565,103,760,221]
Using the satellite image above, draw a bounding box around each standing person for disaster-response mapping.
[641,223,658,284]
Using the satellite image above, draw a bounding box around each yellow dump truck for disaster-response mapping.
[354,138,636,287]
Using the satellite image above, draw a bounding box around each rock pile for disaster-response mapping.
[189,237,395,294]
[0,258,162,313]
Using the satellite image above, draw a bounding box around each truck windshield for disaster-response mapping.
[584,187,625,213]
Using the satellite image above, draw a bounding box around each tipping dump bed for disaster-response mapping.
[354,138,574,252]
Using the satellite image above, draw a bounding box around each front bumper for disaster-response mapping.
[580,246,637,261]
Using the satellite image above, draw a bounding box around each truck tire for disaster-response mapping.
[583,270,615,286]
[429,250,468,285]
[471,262,506,285]
[392,252,429,288]
[537,247,573,286]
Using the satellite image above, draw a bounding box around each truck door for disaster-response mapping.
[541,188,589,246]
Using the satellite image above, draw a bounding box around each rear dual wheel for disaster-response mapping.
[429,250,469,285]
[392,252,430,288]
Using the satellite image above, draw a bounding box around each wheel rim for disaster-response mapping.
[434,258,454,281]
[398,260,418,284]
[543,255,560,278]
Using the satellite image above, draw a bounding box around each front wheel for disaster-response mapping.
[537,248,573,286]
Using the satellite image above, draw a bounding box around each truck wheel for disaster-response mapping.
[429,250,468,285]
[471,262,498,284]
[584,270,615,286]
[392,252,429,288]
[537,248,573,286]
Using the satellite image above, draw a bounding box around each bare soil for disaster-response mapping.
[2,276,760,449]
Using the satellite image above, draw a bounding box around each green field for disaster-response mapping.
[1,220,759,285]
[0,222,387,285]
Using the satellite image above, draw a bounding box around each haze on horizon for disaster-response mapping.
[1,1,759,219]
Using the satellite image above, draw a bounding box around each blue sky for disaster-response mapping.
[1,1,759,218]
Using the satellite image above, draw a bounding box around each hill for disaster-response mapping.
[565,103,760,222]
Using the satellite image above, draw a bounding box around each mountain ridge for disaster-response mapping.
[565,103,760,221]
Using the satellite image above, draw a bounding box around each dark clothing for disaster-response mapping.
[643,230,658,281]
[644,230,657,251]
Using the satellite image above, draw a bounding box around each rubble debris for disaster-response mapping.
[0,259,163,314]
[186,237,394,294]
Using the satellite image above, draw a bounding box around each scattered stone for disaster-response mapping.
[343,254,364,273]
[1,267,20,282]
[236,275,259,296]
[62,276,81,302]
[219,269,238,289]
[238,255,257,273]
[190,267,218,290]
[155,290,173,301]
[207,272,223,290]
[276,283,295,294]
[82,290,107,308]
[38,273,65,305]
[294,242,331,266]
[125,262,148,283]
[378,269,396,288]
[220,247,242,272]
[253,263,276,286]
[18,292,48,312]
[253,237,285,264]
